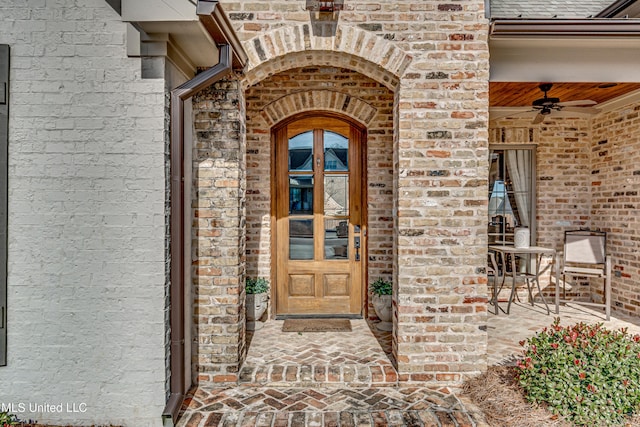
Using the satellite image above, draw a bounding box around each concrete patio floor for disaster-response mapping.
[176,302,639,426]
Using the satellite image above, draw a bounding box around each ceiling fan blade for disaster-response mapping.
[557,100,597,107]
[490,109,535,121]
[532,113,545,124]
[560,106,600,114]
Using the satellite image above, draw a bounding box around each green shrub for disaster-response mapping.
[246,277,269,294]
[0,411,19,426]
[517,318,640,426]
[371,278,392,296]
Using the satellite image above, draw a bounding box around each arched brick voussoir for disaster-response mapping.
[259,90,378,127]
[242,23,413,90]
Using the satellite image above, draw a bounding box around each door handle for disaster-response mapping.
[354,236,360,261]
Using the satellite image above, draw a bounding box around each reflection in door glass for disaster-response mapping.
[289,131,313,171]
[289,219,314,260]
[324,131,348,171]
[324,175,348,216]
[289,175,313,215]
[324,219,348,260]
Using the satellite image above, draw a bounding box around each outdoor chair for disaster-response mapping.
[555,230,611,320]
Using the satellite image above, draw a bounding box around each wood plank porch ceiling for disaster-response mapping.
[490,82,640,107]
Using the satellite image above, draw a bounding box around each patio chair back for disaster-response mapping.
[564,230,606,265]
[556,229,611,320]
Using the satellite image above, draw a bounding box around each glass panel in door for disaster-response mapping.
[276,116,363,317]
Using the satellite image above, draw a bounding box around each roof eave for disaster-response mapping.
[197,0,247,70]
[596,0,640,18]
[490,18,640,37]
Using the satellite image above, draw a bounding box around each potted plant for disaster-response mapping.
[371,278,392,331]
[246,277,269,330]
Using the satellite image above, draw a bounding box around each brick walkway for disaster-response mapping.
[239,320,396,388]
[177,319,487,426]
[177,386,486,426]
[176,305,640,426]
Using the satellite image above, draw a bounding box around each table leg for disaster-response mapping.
[532,253,550,315]
[492,252,507,315]
[506,253,518,314]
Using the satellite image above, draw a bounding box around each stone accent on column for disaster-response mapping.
[192,75,247,385]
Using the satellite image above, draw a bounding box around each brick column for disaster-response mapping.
[394,80,488,387]
[192,76,247,385]
[392,1,490,387]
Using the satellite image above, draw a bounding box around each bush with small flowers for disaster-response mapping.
[517,318,640,426]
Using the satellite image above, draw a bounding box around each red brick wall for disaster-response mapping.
[219,0,491,388]
[489,118,592,300]
[492,104,640,313]
[245,66,395,319]
[591,102,640,315]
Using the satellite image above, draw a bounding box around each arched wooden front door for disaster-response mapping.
[273,115,366,317]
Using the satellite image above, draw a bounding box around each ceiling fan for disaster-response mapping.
[529,83,599,124]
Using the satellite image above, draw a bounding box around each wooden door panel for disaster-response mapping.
[288,275,315,297]
[275,115,365,317]
[323,274,350,296]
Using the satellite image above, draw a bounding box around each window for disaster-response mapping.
[488,145,536,245]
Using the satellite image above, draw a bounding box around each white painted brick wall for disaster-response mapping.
[0,1,167,426]
[490,0,612,18]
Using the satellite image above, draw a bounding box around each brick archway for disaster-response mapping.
[242,23,412,90]
[260,89,377,127]
[241,23,406,376]
[194,4,491,390]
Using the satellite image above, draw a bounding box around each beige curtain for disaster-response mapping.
[506,149,531,227]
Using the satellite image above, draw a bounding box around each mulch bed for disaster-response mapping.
[461,366,640,427]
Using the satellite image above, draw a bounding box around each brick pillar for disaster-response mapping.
[393,4,490,388]
[394,78,489,388]
[192,76,247,385]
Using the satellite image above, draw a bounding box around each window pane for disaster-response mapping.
[324,219,348,260]
[290,219,314,260]
[289,175,313,215]
[488,147,534,245]
[324,131,348,171]
[289,131,313,171]
[324,175,348,216]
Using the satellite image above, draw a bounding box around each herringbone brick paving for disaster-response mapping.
[177,320,487,426]
[177,386,485,426]
[239,320,396,387]
[176,304,640,426]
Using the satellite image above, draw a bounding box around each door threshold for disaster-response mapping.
[275,314,362,320]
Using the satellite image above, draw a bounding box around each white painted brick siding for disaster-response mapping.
[490,0,612,18]
[0,1,167,426]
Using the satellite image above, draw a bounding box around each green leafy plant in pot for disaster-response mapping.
[371,278,392,331]
[246,277,269,330]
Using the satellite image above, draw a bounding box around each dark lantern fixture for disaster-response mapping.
[306,0,344,12]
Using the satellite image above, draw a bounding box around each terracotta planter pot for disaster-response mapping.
[372,294,392,331]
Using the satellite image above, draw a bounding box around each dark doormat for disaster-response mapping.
[282,318,352,332]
